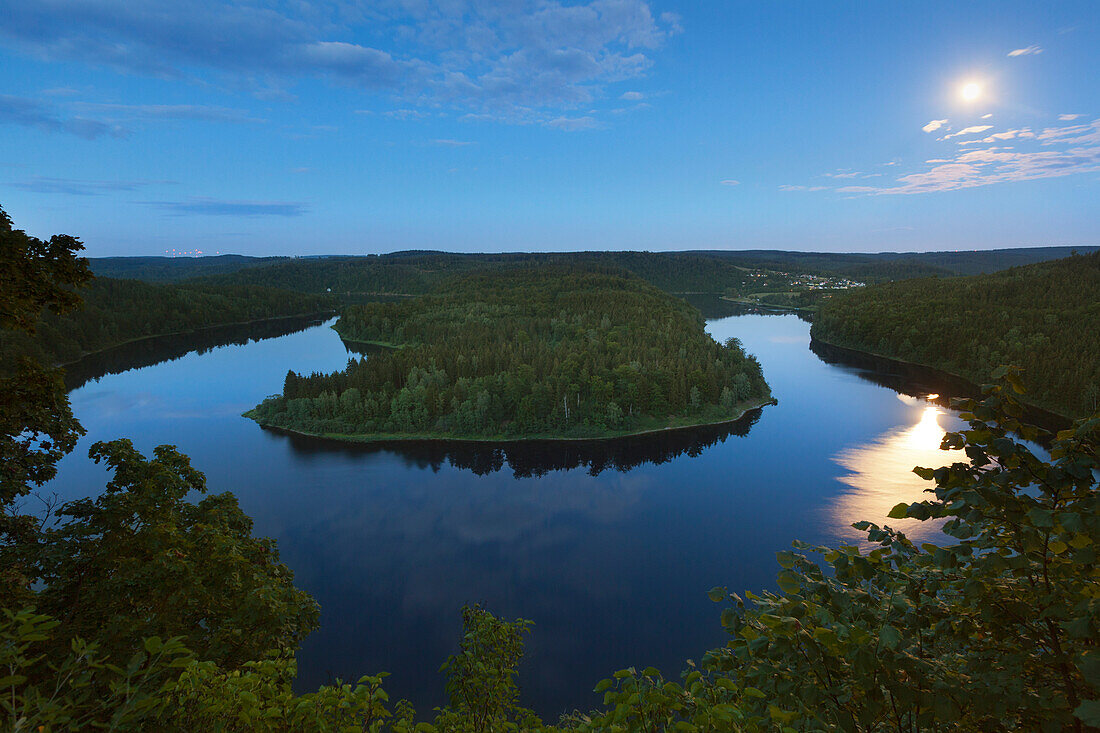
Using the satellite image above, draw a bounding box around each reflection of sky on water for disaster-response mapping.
[50,306,994,717]
[830,396,964,546]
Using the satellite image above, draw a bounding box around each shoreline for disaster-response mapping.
[719,296,817,314]
[246,395,776,446]
[808,333,1071,427]
[55,310,336,368]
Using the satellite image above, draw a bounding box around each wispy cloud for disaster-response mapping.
[922,119,947,133]
[12,176,173,195]
[1007,45,1042,57]
[1059,113,1083,121]
[0,94,127,139]
[939,125,992,140]
[143,198,307,217]
[547,115,599,131]
[73,103,265,124]
[430,138,474,146]
[786,117,1100,196]
[957,128,1035,145]
[620,91,644,101]
[0,1,679,122]
[719,179,739,186]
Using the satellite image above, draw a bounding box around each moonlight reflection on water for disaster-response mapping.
[830,396,963,546]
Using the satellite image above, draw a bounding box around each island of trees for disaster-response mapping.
[247,267,772,441]
[812,251,1100,418]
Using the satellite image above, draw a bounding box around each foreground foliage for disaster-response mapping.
[812,251,1100,417]
[249,267,770,439]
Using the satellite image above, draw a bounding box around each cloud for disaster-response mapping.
[430,138,473,146]
[0,94,127,139]
[1007,45,1042,57]
[73,103,266,124]
[546,115,599,131]
[12,176,172,195]
[939,125,992,140]
[830,118,1100,195]
[0,1,679,121]
[825,171,862,178]
[981,113,993,119]
[922,119,947,133]
[143,197,307,217]
[1037,118,1100,145]
[385,109,428,120]
[834,185,878,193]
[957,128,1035,145]
[719,179,739,186]
[620,91,644,101]
[1059,113,1083,121]
[779,184,827,192]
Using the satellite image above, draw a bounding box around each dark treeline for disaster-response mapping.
[248,267,771,440]
[197,251,759,296]
[0,277,335,370]
[688,245,1099,278]
[60,314,330,391]
[88,245,1098,295]
[812,251,1100,418]
[90,254,286,281]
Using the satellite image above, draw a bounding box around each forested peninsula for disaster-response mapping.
[247,267,772,441]
[812,251,1100,418]
[0,277,335,370]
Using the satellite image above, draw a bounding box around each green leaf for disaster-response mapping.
[879,625,901,650]
[887,502,909,519]
[1073,700,1100,727]
[776,571,801,594]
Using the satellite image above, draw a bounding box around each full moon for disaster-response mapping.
[961,82,982,101]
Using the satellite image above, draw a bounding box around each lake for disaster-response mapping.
[49,306,968,718]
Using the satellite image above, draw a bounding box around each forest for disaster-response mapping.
[811,251,1100,418]
[4,209,1100,730]
[86,245,1098,299]
[0,277,335,370]
[246,267,771,440]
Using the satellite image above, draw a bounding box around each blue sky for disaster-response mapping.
[1,0,1097,256]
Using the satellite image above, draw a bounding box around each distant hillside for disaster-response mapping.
[1,278,335,369]
[811,252,1100,418]
[89,254,286,281]
[88,245,1099,295]
[691,245,1100,279]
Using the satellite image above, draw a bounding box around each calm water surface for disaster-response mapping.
[49,310,966,717]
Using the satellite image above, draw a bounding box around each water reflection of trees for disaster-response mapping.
[63,314,330,391]
[680,295,813,322]
[264,408,763,478]
[809,338,1068,432]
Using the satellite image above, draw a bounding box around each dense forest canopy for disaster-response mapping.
[87,246,1099,296]
[812,251,1100,418]
[0,277,335,370]
[247,267,771,440]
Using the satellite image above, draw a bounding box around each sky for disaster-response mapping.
[0,0,1097,256]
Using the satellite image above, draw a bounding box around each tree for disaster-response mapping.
[0,205,91,604]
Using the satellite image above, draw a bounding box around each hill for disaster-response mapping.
[811,252,1100,417]
[1,278,335,369]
